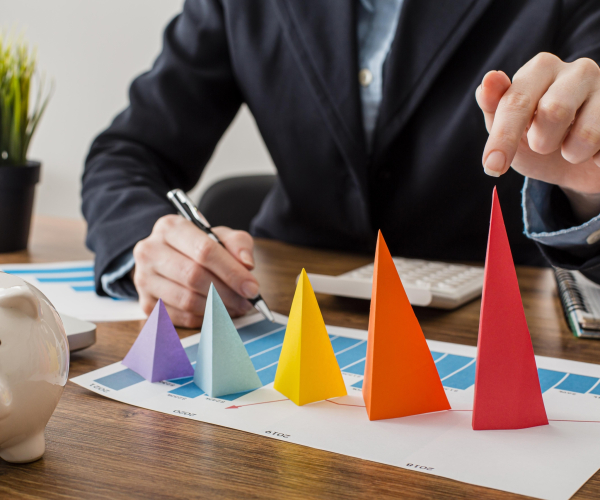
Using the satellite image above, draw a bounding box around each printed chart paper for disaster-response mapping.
[0,261,145,322]
[72,313,600,500]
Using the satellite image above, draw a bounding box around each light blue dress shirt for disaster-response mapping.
[357,0,404,149]
[101,0,600,298]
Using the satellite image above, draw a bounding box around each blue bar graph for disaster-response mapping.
[95,369,145,390]
[331,337,363,352]
[556,374,599,394]
[251,346,283,371]
[4,266,93,274]
[336,342,367,369]
[443,362,477,390]
[589,383,600,395]
[37,276,94,283]
[343,359,366,376]
[538,369,566,393]
[257,364,278,386]
[237,320,285,342]
[435,355,474,379]
[167,376,194,385]
[169,382,204,398]
[245,330,285,356]
[2,265,106,296]
[93,318,600,403]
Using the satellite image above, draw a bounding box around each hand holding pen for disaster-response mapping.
[167,189,274,322]
[131,190,274,329]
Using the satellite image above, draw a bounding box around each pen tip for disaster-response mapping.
[254,299,275,322]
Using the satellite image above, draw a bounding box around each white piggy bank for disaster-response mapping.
[0,272,69,463]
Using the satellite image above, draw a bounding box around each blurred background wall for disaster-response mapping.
[1,0,276,219]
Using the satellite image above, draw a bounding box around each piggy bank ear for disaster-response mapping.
[0,285,40,319]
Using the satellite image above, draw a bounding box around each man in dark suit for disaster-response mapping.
[83,0,600,327]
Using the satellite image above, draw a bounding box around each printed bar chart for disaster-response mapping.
[93,318,600,401]
[3,266,94,274]
[3,263,97,294]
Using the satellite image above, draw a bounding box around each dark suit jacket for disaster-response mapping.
[83,0,600,293]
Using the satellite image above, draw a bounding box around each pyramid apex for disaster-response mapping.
[299,269,311,290]
[376,230,389,249]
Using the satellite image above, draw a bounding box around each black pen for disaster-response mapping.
[167,188,275,322]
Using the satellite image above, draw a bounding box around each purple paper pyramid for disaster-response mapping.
[122,299,194,382]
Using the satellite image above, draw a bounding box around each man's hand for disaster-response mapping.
[132,215,258,328]
[476,53,600,222]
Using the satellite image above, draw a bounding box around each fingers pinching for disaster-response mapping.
[562,93,600,165]
[557,60,600,165]
[529,58,600,158]
[482,53,560,177]
[476,71,512,132]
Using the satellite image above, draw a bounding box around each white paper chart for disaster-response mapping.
[0,261,145,322]
[72,313,600,500]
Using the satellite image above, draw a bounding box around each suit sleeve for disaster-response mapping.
[82,0,243,295]
[522,0,600,283]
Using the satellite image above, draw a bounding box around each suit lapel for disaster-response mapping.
[373,0,495,158]
[272,0,369,190]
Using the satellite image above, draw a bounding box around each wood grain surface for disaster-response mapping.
[0,216,599,499]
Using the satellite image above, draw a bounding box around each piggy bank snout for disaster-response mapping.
[0,375,11,421]
[0,285,36,423]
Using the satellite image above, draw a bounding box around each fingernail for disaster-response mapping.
[241,281,259,299]
[484,151,505,177]
[240,249,254,268]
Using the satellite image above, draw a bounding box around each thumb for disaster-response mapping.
[212,226,255,270]
[476,70,512,132]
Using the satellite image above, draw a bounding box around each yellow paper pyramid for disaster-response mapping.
[274,269,347,405]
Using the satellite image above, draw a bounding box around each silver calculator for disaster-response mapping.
[307,257,484,309]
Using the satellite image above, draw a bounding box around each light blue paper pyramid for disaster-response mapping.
[194,284,262,397]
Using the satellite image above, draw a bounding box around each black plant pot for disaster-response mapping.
[0,161,41,253]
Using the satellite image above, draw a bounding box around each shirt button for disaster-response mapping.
[359,68,373,87]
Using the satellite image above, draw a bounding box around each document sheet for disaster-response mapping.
[0,261,145,322]
[72,313,600,500]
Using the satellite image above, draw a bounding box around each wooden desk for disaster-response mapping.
[1,216,599,499]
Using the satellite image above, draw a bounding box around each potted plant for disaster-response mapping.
[0,35,52,253]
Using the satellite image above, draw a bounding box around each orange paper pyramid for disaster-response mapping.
[472,188,548,430]
[362,231,450,421]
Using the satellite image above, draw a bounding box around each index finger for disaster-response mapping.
[159,216,259,300]
[482,57,558,176]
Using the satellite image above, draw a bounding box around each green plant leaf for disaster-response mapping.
[0,32,52,166]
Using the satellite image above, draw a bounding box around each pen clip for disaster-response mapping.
[172,189,212,229]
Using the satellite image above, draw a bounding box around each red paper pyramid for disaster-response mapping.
[472,188,548,430]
